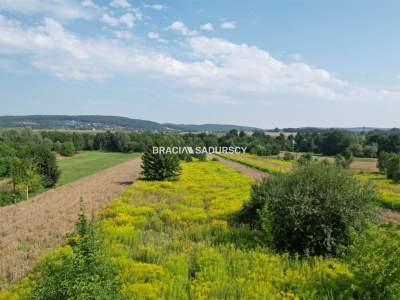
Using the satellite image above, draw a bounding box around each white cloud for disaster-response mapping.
[109,0,130,9]
[220,21,236,29]
[187,36,345,99]
[147,31,167,43]
[148,32,159,39]
[200,23,214,32]
[144,4,166,10]
[169,21,197,36]
[101,13,119,26]
[119,12,134,28]
[0,14,396,104]
[0,0,97,19]
[101,12,137,28]
[113,30,132,40]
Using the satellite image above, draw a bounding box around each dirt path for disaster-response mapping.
[213,155,265,180]
[0,158,142,284]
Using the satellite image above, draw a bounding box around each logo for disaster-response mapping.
[152,146,247,154]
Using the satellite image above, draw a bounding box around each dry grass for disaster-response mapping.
[0,158,141,287]
[349,159,378,172]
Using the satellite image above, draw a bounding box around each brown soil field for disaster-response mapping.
[0,158,142,286]
[349,160,378,172]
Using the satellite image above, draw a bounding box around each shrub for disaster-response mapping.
[30,211,124,300]
[194,152,207,161]
[297,153,313,165]
[282,152,294,161]
[241,162,377,256]
[59,141,75,157]
[335,153,353,169]
[348,224,400,299]
[141,141,181,181]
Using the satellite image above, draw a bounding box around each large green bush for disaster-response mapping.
[59,141,75,157]
[241,162,377,256]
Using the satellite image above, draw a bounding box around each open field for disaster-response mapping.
[57,151,140,186]
[2,160,364,299]
[313,156,378,172]
[218,152,400,213]
[0,157,142,285]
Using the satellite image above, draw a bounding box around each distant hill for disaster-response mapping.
[0,115,165,131]
[278,127,392,133]
[0,115,262,132]
[162,123,260,132]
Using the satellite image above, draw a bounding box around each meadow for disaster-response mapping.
[1,160,363,299]
[57,151,140,186]
[0,161,398,300]
[356,173,400,211]
[218,152,400,212]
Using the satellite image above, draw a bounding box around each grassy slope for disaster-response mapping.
[57,151,140,186]
[1,161,353,299]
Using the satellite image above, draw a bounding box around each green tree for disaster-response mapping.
[32,145,60,188]
[141,141,181,181]
[7,157,42,201]
[386,154,400,183]
[377,151,389,173]
[363,144,378,158]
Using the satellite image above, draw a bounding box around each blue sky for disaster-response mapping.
[0,0,399,128]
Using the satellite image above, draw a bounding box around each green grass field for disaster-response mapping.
[57,151,140,186]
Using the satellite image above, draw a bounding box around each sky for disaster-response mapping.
[0,0,399,128]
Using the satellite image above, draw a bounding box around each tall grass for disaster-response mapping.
[1,161,357,299]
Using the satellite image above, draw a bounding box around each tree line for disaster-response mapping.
[0,129,59,205]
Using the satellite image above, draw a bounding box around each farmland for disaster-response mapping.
[1,128,400,298]
[57,151,140,186]
[0,158,142,285]
[2,159,399,299]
